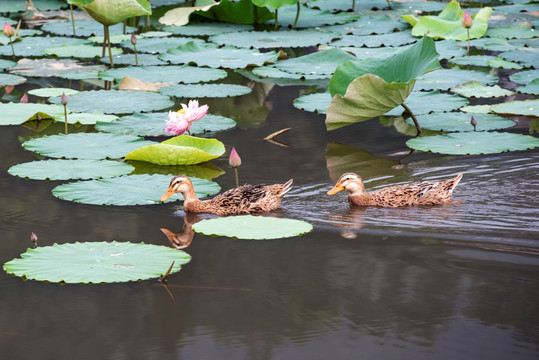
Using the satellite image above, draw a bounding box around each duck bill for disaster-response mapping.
[327,183,344,195]
[160,187,175,201]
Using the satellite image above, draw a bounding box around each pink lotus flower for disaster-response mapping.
[20,93,28,103]
[180,100,209,122]
[4,85,14,94]
[164,110,190,135]
[462,11,473,29]
[3,22,14,38]
[229,147,241,168]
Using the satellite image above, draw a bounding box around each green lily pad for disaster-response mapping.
[509,69,539,85]
[120,36,206,54]
[42,20,134,37]
[0,29,42,45]
[208,29,340,49]
[406,131,539,155]
[293,92,331,114]
[491,99,539,117]
[415,67,498,90]
[99,53,167,66]
[0,103,65,125]
[9,58,107,78]
[487,58,523,70]
[449,55,497,67]
[192,215,313,240]
[44,44,122,58]
[127,160,224,180]
[52,174,220,205]
[8,159,134,181]
[163,23,252,36]
[23,133,156,159]
[468,37,519,52]
[250,66,328,81]
[403,1,492,41]
[0,0,66,12]
[385,90,467,116]
[88,34,133,44]
[48,90,173,114]
[0,73,26,87]
[3,241,190,284]
[0,58,15,70]
[267,5,359,28]
[331,31,418,48]
[0,36,90,57]
[158,84,252,98]
[125,135,225,165]
[327,14,408,36]
[460,105,492,114]
[516,78,539,95]
[28,88,79,98]
[498,48,538,68]
[160,41,279,69]
[405,113,515,132]
[309,0,389,11]
[68,0,151,26]
[96,112,236,136]
[486,22,537,39]
[274,48,356,76]
[53,112,118,125]
[99,65,227,84]
[450,81,514,98]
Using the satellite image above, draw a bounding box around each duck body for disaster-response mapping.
[161,176,293,216]
[328,172,462,208]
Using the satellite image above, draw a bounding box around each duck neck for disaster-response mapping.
[348,181,366,196]
[181,186,200,210]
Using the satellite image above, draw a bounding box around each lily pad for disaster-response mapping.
[52,174,220,205]
[405,113,515,132]
[509,69,539,85]
[415,67,498,91]
[0,36,90,57]
[406,131,539,155]
[208,29,340,49]
[0,29,42,46]
[127,160,224,180]
[8,159,134,181]
[95,112,236,136]
[44,44,122,58]
[267,5,359,28]
[498,48,538,68]
[48,90,173,114]
[0,0,65,12]
[23,133,156,159]
[9,58,107,78]
[120,36,205,54]
[331,31,417,48]
[28,88,79,98]
[249,66,328,81]
[0,73,26,87]
[491,99,539,117]
[192,215,313,240]
[0,103,65,125]
[125,135,225,165]
[385,90,467,116]
[516,78,539,95]
[293,92,331,114]
[99,53,167,66]
[487,58,523,70]
[99,65,227,84]
[163,23,252,36]
[53,112,118,125]
[42,20,134,37]
[3,241,190,284]
[486,22,537,39]
[274,48,356,76]
[449,55,497,67]
[326,14,408,36]
[0,58,15,70]
[450,82,514,98]
[158,84,252,98]
[160,41,279,69]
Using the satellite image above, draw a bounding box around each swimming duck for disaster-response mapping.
[327,172,462,207]
[160,176,293,216]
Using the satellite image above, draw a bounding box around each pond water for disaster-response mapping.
[1,82,538,359]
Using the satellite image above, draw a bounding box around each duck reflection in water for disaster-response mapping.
[160,212,202,250]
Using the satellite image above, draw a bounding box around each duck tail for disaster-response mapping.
[449,173,463,192]
[278,179,294,197]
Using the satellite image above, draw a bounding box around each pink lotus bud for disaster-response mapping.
[3,22,14,37]
[20,93,28,103]
[131,33,137,45]
[229,147,241,168]
[471,116,477,131]
[30,232,38,242]
[4,85,14,94]
[462,11,473,29]
[61,92,68,105]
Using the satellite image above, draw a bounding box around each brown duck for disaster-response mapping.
[327,172,463,207]
[160,176,293,216]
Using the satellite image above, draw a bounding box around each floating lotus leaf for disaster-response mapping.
[250,66,328,81]
[48,90,173,114]
[405,113,515,132]
[326,15,408,36]
[8,159,134,181]
[326,37,440,130]
[403,1,492,41]
[3,241,190,284]
[9,58,107,78]
[163,23,252,36]
[450,82,514,98]
[53,112,118,125]
[120,36,205,54]
[468,37,519,52]
[486,23,537,39]
[335,45,404,60]
[498,48,538,68]
[99,53,167,66]
[0,0,65,12]
[310,0,389,11]
[23,133,156,159]
[415,67,498,91]
[293,92,331,114]
[159,84,252,98]
[385,90,467,116]
[460,105,492,114]
[0,29,42,45]
[52,174,220,205]
[125,135,225,165]
[96,112,236,136]
[0,103,65,125]
[100,65,227,84]
[265,5,359,28]
[42,20,134,37]
[274,48,356,76]
[160,42,279,69]
[0,74,26,87]
[509,69,539,85]
[449,55,497,67]
[44,44,122,58]
[68,0,152,26]
[516,79,539,95]
[487,58,523,70]
[88,34,132,44]
[127,160,224,180]
[208,29,340,49]
[491,99,539,117]
[192,215,313,240]
[331,31,417,48]
[28,88,79,98]
[0,36,90,57]
[406,132,539,155]
[0,58,15,70]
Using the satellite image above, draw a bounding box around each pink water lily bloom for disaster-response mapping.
[462,11,473,29]
[3,22,14,38]
[180,100,209,122]
[164,110,190,135]
[229,147,241,168]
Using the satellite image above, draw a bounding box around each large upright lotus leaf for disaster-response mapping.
[9,58,107,78]
[28,88,79,98]
[415,67,498,91]
[328,15,408,36]
[274,48,356,76]
[42,20,134,37]
[405,113,515,132]
[53,112,118,125]
[127,160,224,180]
[0,74,26,87]
[125,135,225,165]
[99,65,227,84]
[491,99,539,117]
[293,92,331,114]
[96,112,236,136]
[44,44,122,59]
[406,132,539,155]
[159,84,252,98]
[120,36,205,54]
[192,0,274,25]
[208,29,340,49]
[0,103,65,125]
[23,133,156,159]
[48,90,173,114]
[331,31,417,48]
[163,23,252,36]
[52,174,220,205]
[160,42,279,69]
[192,215,313,240]
[384,90,467,116]
[8,159,134,181]
[264,5,360,28]
[3,241,190,284]
[252,0,297,9]
[68,0,152,26]
[403,1,492,41]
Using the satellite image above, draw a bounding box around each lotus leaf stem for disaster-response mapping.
[386,0,392,10]
[466,28,470,56]
[69,4,76,36]
[63,104,68,135]
[234,168,239,188]
[293,2,300,29]
[8,36,14,59]
[401,102,422,134]
[274,9,278,30]
[134,43,138,66]
[104,25,114,67]
[352,0,355,11]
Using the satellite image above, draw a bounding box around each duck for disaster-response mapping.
[327,172,463,207]
[160,175,293,216]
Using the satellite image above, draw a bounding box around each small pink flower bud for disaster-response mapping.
[4,85,14,94]
[20,93,28,103]
[131,33,137,45]
[462,11,473,29]
[61,92,68,105]
[3,22,14,37]
[471,116,477,131]
[31,232,38,242]
[229,147,241,168]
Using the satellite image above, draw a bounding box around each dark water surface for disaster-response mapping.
[1,85,538,360]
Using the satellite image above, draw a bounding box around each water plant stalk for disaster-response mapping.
[104,25,114,67]
[69,4,76,36]
[274,9,278,30]
[8,35,14,59]
[63,105,68,134]
[466,28,470,56]
[401,102,422,134]
[234,168,239,188]
[292,2,300,29]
